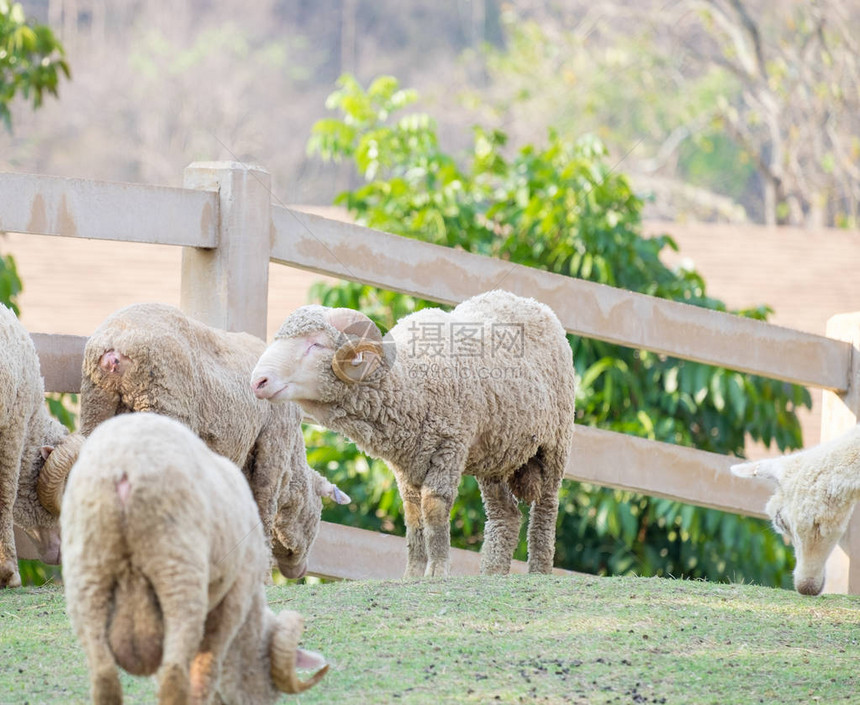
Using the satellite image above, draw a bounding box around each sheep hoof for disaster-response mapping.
[424,561,449,578]
[0,559,21,589]
[402,561,427,579]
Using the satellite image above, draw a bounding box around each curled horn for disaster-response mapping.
[37,433,85,516]
[270,611,329,694]
[325,308,384,384]
[325,308,381,338]
[331,339,384,383]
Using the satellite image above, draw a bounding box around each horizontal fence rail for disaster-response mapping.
[0,173,218,247]
[33,332,771,519]
[308,522,575,580]
[31,333,86,394]
[272,206,852,392]
[570,426,769,518]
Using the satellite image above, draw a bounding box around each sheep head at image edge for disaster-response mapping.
[731,423,860,596]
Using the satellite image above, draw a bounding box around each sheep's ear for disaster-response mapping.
[331,340,383,384]
[40,446,54,461]
[327,485,351,505]
[296,648,327,671]
[730,459,784,484]
[269,611,328,694]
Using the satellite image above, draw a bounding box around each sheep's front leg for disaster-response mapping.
[145,561,208,705]
[420,447,465,578]
[394,474,426,578]
[477,477,521,575]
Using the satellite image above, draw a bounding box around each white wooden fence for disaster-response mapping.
[2,162,858,592]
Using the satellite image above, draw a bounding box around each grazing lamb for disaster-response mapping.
[251,290,576,578]
[0,304,80,587]
[39,302,349,578]
[731,424,860,596]
[62,413,328,704]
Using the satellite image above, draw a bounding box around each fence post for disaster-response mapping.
[820,312,860,595]
[180,162,271,339]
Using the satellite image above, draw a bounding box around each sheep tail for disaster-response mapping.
[107,568,164,676]
[508,455,544,504]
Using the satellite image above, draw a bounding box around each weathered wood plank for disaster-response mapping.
[569,426,771,519]
[820,312,860,593]
[181,162,270,337]
[270,206,851,392]
[307,521,575,580]
[0,172,217,247]
[31,333,86,394]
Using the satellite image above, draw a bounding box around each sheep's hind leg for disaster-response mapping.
[189,577,254,704]
[146,563,208,705]
[67,575,123,704]
[395,475,427,578]
[526,447,564,574]
[477,477,521,575]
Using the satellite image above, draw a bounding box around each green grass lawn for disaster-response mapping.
[1,575,857,704]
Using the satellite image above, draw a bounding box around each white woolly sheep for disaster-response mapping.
[61,412,328,704]
[731,423,860,595]
[251,290,576,578]
[40,303,349,578]
[0,304,80,587]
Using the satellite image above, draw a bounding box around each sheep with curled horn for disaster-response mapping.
[252,290,577,578]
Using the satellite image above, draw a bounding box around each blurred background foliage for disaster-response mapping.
[6,1,860,226]
[0,0,68,130]
[307,75,809,588]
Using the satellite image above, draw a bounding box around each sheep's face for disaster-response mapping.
[252,306,386,409]
[251,331,335,405]
[765,489,842,596]
[13,524,62,565]
[734,458,849,596]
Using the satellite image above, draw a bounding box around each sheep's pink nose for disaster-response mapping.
[251,376,269,398]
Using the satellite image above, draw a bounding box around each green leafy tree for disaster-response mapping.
[307,75,809,588]
[0,0,69,130]
[0,248,21,313]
